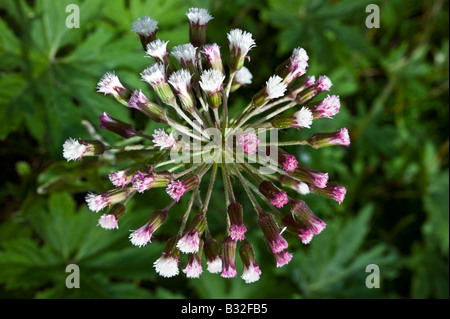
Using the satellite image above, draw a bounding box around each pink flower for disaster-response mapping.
[316,75,332,92]
[313,95,341,119]
[183,256,203,278]
[98,214,119,230]
[259,180,289,209]
[271,192,289,208]
[166,180,187,202]
[257,212,289,254]
[238,132,259,155]
[242,263,261,284]
[274,250,293,268]
[129,224,154,247]
[177,232,201,253]
[152,128,177,149]
[282,155,298,172]
[131,171,155,193]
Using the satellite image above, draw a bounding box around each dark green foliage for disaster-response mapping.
[0,0,448,299]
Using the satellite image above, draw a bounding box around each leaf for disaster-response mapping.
[279,205,403,298]
[422,169,449,254]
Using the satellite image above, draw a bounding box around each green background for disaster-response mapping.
[0,0,448,299]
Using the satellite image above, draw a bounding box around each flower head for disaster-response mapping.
[177,214,207,253]
[64,7,349,283]
[313,94,341,119]
[98,214,119,230]
[152,128,177,150]
[146,39,170,62]
[237,132,259,155]
[234,66,253,86]
[201,44,224,74]
[239,240,261,283]
[227,29,256,71]
[154,238,180,278]
[63,138,87,161]
[171,43,197,66]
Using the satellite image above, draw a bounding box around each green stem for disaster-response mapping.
[200,163,218,215]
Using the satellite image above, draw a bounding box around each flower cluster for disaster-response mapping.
[63,8,350,283]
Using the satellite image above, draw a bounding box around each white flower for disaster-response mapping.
[291,47,309,70]
[293,107,313,128]
[266,75,287,99]
[183,259,203,278]
[234,66,253,85]
[171,43,197,64]
[146,39,169,61]
[316,75,332,91]
[85,193,109,212]
[168,69,192,94]
[295,181,310,195]
[98,214,119,230]
[63,138,86,161]
[96,71,123,95]
[152,128,177,149]
[141,63,166,86]
[227,29,256,54]
[129,225,152,247]
[207,257,222,274]
[177,233,201,253]
[199,69,225,94]
[154,256,179,278]
[131,16,158,36]
[241,264,261,284]
[186,8,213,25]
[108,170,129,188]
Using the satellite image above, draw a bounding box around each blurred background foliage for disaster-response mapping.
[0,0,448,299]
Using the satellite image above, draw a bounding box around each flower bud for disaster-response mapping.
[239,240,261,284]
[252,75,287,108]
[227,29,255,72]
[128,89,167,123]
[204,237,222,274]
[201,44,224,75]
[257,212,288,254]
[186,8,213,47]
[258,180,289,209]
[308,182,347,204]
[275,47,309,85]
[274,249,293,268]
[96,72,132,106]
[290,199,326,240]
[168,69,197,113]
[166,174,200,202]
[183,240,204,278]
[85,187,133,213]
[271,106,313,130]
[98,203,126,230]
[63,138,105,161]
[146,39,176,74]
[99,112,138,138]
[199,69,225,109]
[131,167,173,193]
[109,163,149,188]
[177,214,207,253]
[307,128,350,149]
[227,202,247,241]
[141,63,177,106]
[280,175,310,195]
[153,237,180,278]
[231,66,252,92]
[221,236,237,278]
[129,209,168,247]
[289,164,329,189]
[132,16,159,50]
